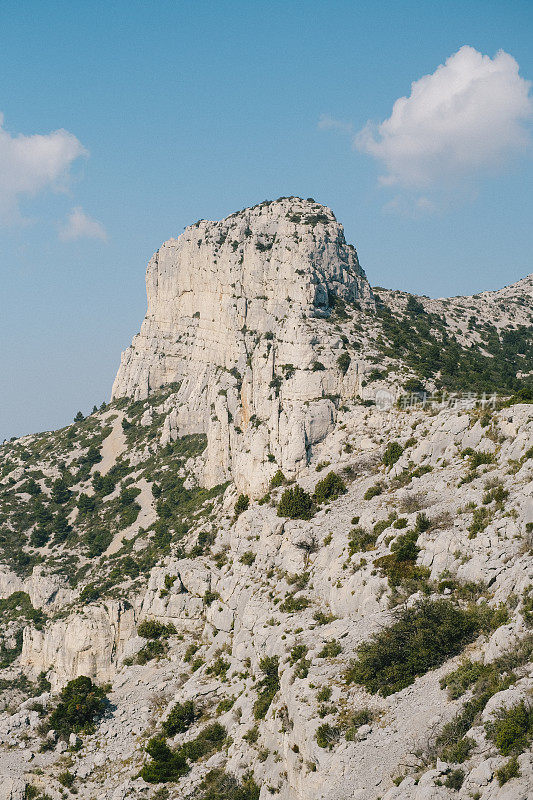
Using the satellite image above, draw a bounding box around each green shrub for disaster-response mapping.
[58,771,75,788]
[348,527,377,555]
[364,483,383,501]
[441,736,475,764]
[47,676,107,735]
[197,769,260,800]
[383,442,403,469]
[253,656,279,719]
[316,722,340,749]
[279,593,310,613]
[313,472,346,504]
[140,737,188,783]
[466,450,495,470]
[277,486,315,520]
[345,600,498,697]
[162,700,197,736]
[234,494,250,517]
[374,529,429,588]
[179,722,226,762]
[83,528,113,557]
[51,479,71,504]
[485,701,533,756]
[243,725,259,744]
[240,551,256,566]
[443,769,464,790]
[138,620,177,640]
[269,469,286,489]
[318,640,342,658]
[336,353,351,375]
[316,686,332,703]
[289,644,308,664]
[345,709,373,740]
[496,755,520,786]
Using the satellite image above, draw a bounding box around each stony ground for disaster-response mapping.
[0,198,531,800]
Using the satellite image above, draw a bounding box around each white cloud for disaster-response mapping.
[355,46,533,189]
[318,114,354,135]
[59,206,107,242]
[0,112,87,221]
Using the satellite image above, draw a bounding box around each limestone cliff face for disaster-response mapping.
[112,197,374,493]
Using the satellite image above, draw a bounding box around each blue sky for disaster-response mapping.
[1,0,532,440]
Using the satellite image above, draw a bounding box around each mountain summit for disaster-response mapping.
[113,198,374,493]
[0,199,531,800]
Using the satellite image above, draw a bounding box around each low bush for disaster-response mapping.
[383,442,403,469]
[348,527,377,555]
[162,700,197,736]
[364,483,383,501]
[140,737,188,782]
[336,352,351,375]
[277,486,315,520]
[279,594,311,613]
[374,529,429,588]
[313,472,346,505]
[316,722,340,749]
[234,494,250,517]
[269,469,286,489]
[443,769,464,790]
[137,620,176,639]
[253,656,279,719]
[318,640,342,658]
[496,755,520,786]
[485,702,533,756]
[197,769,260,800]
[345,600,502,697]
[47,676,107,736]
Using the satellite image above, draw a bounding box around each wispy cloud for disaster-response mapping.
[0,113,87,222]
[355,46,532,189]
[318,114,354,135]
[59,206,107,242]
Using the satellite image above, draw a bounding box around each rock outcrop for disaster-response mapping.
[0,197,532,800]
[112,197,374,493]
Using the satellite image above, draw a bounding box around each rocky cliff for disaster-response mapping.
[112,198,374,494]
[0,199,532,800]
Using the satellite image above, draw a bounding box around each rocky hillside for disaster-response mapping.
[0,198,532,800]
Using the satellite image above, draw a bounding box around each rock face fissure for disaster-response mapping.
[112,198,374,493]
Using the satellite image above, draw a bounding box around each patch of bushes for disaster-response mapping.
[345,600,505,696]
[374,528,429,589]
[364,483,383,501]
[336,352,351,375]
[162,700,197,736]
[269,469,286,489]
[46,676,108,736]
[253,656,280,719]
[348,527,377,555]
[485,702,533,756]
[137,620,177,639]
[383,442,403,469]
[313,472,346,505]
[234,494,250,517]
[279,593,311,613]
[496,756,520,786]
[345,709,373,740]
[197,769,260,800]
[141,724,228,783]
[436,637,532,761]
[140,737,188,782]
[277,485,315,520]
[318,640,342,658]
[316,722,340,749]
